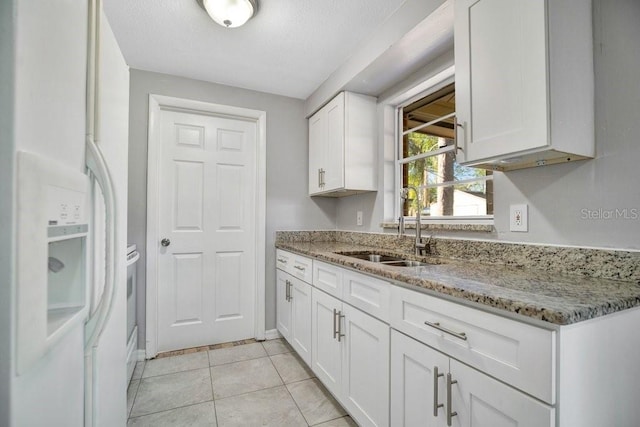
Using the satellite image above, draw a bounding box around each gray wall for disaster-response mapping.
[337,0,640,251]
[128,69,337,347]
[0,0,15,422]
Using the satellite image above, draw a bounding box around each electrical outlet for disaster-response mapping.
[356,211,363,226]
[509,204,528,232]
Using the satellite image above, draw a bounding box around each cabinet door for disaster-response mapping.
[309,109,326,194]
[311,288,342,398]
[450,360,555,427]
[276,270,291,341]
[341,304,389,427]
[323,93,345,192]
[455,0,549,164]
[391,331,448,427]
[290,278,312,365]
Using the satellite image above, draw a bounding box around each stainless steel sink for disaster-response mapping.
[334,251,437,267]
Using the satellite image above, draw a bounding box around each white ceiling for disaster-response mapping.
[103,0,408,100]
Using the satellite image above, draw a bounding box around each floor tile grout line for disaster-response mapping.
[267,353,311,426]
[206,350,221,427]
[309,415,353,427]
[127,399,215,421]
[127,378,141,420]
[140,364,212,380]
[208,352,269,368]
[128,361,145,420]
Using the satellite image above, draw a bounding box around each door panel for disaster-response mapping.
[391,330,448,427]
[450,360,554,427]
[311,288,342,397]
[342,304,389,427]
[291,278,312,365]
[172,253,204,325]
[157,109,257,352]
[276,270,291,340]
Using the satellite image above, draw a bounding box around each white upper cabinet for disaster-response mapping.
[308,91,377,196]
[455,0,594,171]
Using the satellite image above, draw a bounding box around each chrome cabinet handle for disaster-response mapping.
[321,169,325,187]
[337,311,345,342]
[424,321,467,341]
[454,118,465,153]
[285,280,289,302]
[446,373,458,426]
[285,280,293,302]
[277,257,287,264]
[288,280,293,301]
[294,265,306,271]
[318,168,322,188]
[434,366,444,416]
[333,309,338,339]
[160,238,171,247]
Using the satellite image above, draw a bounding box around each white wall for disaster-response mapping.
[338,0,640,251]
[128,70,337,343]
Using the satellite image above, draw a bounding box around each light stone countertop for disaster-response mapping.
[276,240,640,326]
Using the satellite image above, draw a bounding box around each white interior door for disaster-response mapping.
[155,107,258,353]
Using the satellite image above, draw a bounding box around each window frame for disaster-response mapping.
[395,78,494,224]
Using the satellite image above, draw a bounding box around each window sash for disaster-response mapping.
[397,95,493,221]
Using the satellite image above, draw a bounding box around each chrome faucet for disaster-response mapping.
[402,186,429,256]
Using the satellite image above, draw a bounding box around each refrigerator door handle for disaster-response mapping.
[84,136,117,351]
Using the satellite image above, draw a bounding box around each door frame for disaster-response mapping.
[145,94,266,358]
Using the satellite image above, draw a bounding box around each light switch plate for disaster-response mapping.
[510,204,528,232]
[356,210,363,226]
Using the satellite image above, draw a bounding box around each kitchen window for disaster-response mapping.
[398,83,493,221]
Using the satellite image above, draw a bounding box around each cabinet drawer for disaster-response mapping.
[390,286,556,404]
[313,261,343,299]
[276,249,293,272]
[276,250,312,284]
[291,254,312,284]
[342,270,390,323]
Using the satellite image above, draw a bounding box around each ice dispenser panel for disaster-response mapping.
[16,151,90,375]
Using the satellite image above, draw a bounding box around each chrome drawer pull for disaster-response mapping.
[333,308,339,339]
[294,265,306,271]
[424,321,468,341]
[446,373,458,426]
[434,366,444,416]
[277,257,287,263]
[285,280,290,302]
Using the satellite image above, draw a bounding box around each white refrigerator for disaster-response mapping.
[1,0,130,426]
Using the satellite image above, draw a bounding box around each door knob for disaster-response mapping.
[161,238,171,247]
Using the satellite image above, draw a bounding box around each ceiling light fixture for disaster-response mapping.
[199,0,257,28]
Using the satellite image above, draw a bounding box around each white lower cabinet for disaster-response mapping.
[391,331,554,427]
[450,359,554,427]
[276,269,291,339]
[391,330,448,426]
[276,269,312,365]
[311,287,390,427]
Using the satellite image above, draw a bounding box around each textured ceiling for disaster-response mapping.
[103,0,408,99]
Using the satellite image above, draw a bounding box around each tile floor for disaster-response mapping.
[127,339,357,427]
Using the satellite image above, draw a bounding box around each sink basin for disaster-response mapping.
[334,251,438,267]
[339,252,405,263]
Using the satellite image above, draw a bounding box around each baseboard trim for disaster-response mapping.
[264,329,282,340]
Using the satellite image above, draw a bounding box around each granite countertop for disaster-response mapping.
[276,240,640,326]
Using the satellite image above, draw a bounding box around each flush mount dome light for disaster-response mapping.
[200,0,257,28]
